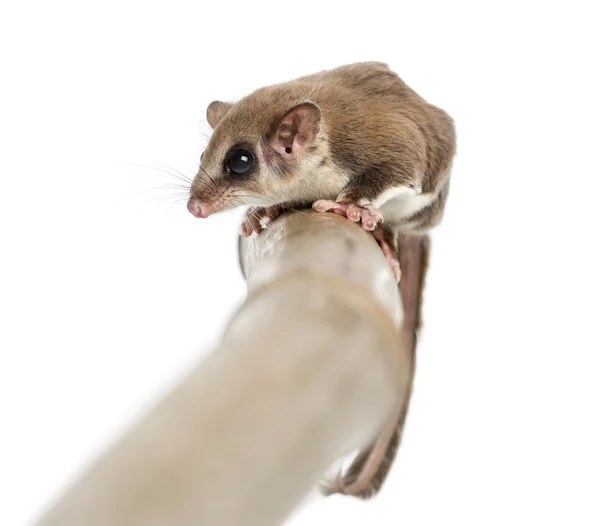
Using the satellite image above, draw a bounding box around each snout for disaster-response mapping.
[187,197,214,218]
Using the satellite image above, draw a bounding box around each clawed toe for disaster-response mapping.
[312,200,346,214]
[312,200,383,231]
[241,212,261,236]
[241,206,281,236]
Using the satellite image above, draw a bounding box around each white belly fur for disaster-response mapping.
[379,187,437,225]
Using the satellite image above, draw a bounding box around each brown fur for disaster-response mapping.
[191,62,455,229]
[296,64,454,200]
[192,62,455,499]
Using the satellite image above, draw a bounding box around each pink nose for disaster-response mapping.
[187,198,213,218]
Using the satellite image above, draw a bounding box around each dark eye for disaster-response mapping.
[227,149,255,176]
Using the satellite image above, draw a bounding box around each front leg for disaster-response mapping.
[312,176,419,232]
[241,201,312,236]
[241,205,284,236]
[312,199,383,231]
[311,174,387,231]
[312,179,418,280]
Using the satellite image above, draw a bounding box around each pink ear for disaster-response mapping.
[268,103,321,158]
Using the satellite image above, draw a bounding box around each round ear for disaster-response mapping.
[206,101,233,129]
[268,102,321,158]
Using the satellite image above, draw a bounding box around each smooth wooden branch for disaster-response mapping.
[36,211,410,526]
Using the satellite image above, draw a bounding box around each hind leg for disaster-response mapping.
[325,233,430,498]
[372,227,401,282]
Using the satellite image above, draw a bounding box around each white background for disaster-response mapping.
[1,1,599,525]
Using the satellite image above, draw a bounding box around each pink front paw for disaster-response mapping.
[312,200,384,231]
[241,205,284,236]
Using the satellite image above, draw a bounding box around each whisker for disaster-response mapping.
[192,177,217,191]
[147,185,190,194]
[200,166,219,191]
[162,197,189,215]
[153,193,190,205]
[144,186,189,198]
[153,164,194,183]
[230,197,249,208]
[143,166,194,187]
[132,163,194,184]
[156,193,189,203]
[248,210,262,223]
[230,194,260,200]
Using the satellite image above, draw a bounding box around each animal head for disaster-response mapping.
[187,86,324,219]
